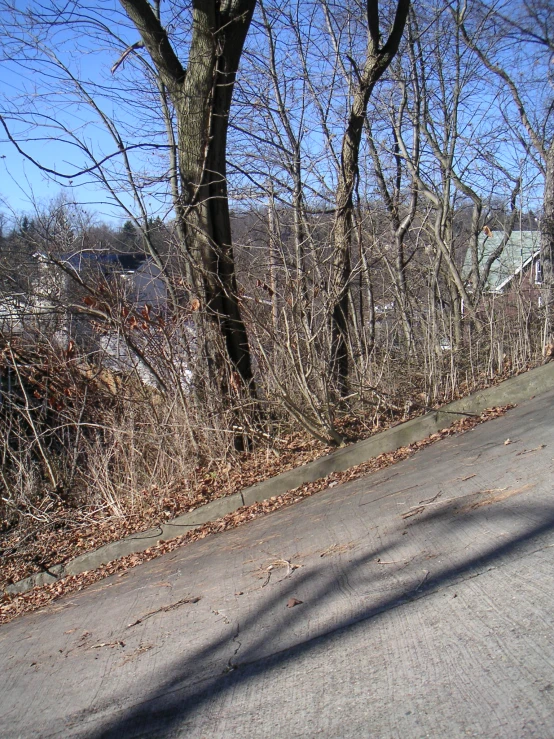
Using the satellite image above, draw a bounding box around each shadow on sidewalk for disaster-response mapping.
[84,490,554,738]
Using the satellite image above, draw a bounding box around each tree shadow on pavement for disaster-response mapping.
[84,492,554,738]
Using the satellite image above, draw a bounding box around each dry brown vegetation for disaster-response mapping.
[0,223,545,608]
[0,404,512,625]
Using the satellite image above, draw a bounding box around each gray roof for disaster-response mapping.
[464,231,540,292]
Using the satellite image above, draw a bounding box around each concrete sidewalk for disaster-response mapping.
[1,384,554,737]
[7,361,554,595]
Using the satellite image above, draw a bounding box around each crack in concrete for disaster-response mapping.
[226,624,242,672]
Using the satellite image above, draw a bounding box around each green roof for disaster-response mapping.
[463,231,540,292]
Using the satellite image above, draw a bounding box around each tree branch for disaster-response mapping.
[118,0,186,91]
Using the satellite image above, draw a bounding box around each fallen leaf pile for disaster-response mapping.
[0,405,512,625]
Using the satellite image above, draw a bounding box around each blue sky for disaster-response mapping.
[0,0,154,224]
[0,0,549,230]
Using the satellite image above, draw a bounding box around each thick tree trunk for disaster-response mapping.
[121,0,257,398]
[176,0,256,392]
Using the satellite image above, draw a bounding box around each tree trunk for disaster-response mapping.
[176,1,256,391]
[542,144,554,343]
[394,231,414,349]
[331,0,410,394]
[448,278,463,348]
[120,0,257,398]
[268,186,279,331]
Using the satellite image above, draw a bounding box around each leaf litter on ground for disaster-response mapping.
[0,404,513,625]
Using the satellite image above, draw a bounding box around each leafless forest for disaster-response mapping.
[0,0,552,557]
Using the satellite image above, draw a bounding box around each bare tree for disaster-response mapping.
[117,0,258,405]
[0,0,259,420]
[325,0,410,393]
[386,4,528,348]
[458,0,554,342]
[365,58,420,351]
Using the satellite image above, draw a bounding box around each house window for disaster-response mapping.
[535,259,543,284]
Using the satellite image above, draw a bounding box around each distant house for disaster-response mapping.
[0,296,26,335]
[119,258,167,314]
[63,251,147,273]
[0,292,62,337]
[59,250,168,383]
[1,249,168,384]
[464,230,543,303]
[61,250,167,313]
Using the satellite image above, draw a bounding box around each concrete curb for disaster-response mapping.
[6,361,554,595]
